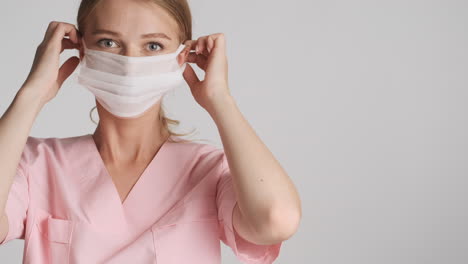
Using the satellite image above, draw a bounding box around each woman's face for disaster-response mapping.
[79,0,183,61]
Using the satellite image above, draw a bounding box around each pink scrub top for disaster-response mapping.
[0,134,282,263]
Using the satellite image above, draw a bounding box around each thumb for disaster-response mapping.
[182,63,200,91]
[57,56,80,88]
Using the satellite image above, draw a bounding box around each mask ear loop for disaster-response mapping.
[80,40,89,66]
[81,39,89,51]
[176,43,187,55]
[179,61,187,72]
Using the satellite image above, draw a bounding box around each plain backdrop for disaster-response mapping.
[1,0,467,263]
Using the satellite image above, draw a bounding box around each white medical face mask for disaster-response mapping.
[77,41,187,118]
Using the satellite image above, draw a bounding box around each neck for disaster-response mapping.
[91,100,169,163]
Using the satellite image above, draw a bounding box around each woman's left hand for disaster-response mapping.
[178,33,231,112]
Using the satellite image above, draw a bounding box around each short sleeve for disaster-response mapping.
[0,153,29,245]
[216,152,282,264]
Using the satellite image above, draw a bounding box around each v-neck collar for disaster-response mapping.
[85,133,172,208]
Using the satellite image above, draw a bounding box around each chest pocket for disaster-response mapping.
[35,210,74,264]
[151,196,221,264]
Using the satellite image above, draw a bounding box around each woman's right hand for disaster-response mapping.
[21,21,81,106]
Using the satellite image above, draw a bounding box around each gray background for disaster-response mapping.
[1,0,467,263]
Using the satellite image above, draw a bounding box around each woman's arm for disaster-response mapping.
[0,21,80,243]
[182,33,301,246]
[206,92,302,246]
[0,88,44,243]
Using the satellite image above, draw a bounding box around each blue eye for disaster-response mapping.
[98,39,117,48]
[147,42,163,52]
[96,39,163,52]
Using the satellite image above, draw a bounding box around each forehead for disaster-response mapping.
[87,0,179,40]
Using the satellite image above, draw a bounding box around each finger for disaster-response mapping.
[43,21,60,43]
[61,38,79,53]
[200,37,211,57]
[210,33,227,62]
[211,33,226,53]
[57,56,80,87]
[43,21,79,45]
[183,39,199,53]
[186,52,208,69]
[51,22,79,45]
[207,35,215,53]
[61,22,79,44]
[196,36,208,55]
[182,63,200,89]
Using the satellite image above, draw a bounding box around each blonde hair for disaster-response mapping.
[78,0,209,144]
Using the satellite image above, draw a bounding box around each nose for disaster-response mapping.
[122,45,141,57]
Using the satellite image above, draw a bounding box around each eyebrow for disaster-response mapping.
[92,29,171,40]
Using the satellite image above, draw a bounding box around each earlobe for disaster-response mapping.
[177,53,186,68]
[177,44,190,66]
[78,37,84,61]
[79,43,84,61]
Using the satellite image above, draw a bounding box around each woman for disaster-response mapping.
[0,0,301,263]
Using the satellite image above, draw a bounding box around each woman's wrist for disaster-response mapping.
[16,84,47,115]
[205,91,237,122]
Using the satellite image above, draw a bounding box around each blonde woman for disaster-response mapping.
[0,0,301,263]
